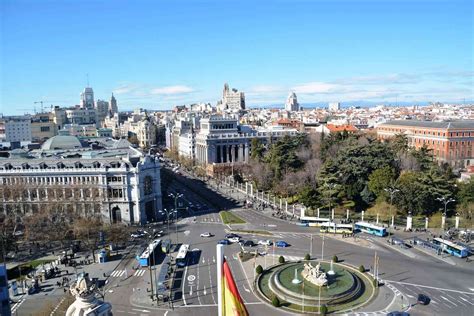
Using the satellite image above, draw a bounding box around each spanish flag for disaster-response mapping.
[222,259,249,316]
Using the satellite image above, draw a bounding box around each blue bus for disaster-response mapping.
[432,238,469,258]
[354,222,387,237]
[138,239,161,267]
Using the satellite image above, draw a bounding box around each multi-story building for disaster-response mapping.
[0,115,32,143]
[285,92,300,112]
[60,124,97,137]
[31,112,57,143]
[218,83,245,111]
[377,120,474,167]
[195,116,298,175]
[0,135,162,224]
[80,87,95,109]
[109,93,118,115]
[329,102,341,112]
[96,100,110,125]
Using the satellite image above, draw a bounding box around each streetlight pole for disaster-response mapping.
[384,187,399,232]
[437,196,455,239]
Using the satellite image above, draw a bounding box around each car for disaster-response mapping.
[386,312,409,316]
[276,241,290,247]
[417,294,430,305]
[242,240,255,247]
[228,236,240,243]
[258,240,272,246]
[131,231,145,238]
[200,232,213,238]
[225,233,238,239]
[218,239,231,245]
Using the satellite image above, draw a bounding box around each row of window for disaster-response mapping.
[0,176,101,185]
[381,127,474,137]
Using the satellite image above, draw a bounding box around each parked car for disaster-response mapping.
[228,236,240,243]
[200,232,213,238]
[242,240,255,247]
[218,239,231,245]
[275,241,290,248]
[417,294,430,305]
[131,231,145,238]
[258,240,272,246]
[225,233,238,239]
[387,312,409,316]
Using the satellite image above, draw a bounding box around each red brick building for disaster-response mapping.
[377,120,474,168]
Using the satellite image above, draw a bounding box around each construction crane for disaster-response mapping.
[34,101,45,113]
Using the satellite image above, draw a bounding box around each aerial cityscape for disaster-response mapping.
[0,1,473,316]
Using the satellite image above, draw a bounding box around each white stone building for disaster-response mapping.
[285,92,300,112]
[0,135,162,224]
[0,114,32,143]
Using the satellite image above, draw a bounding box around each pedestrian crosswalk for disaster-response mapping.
[109,269,146,278]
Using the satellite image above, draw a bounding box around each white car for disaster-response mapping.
[258,239,272,246]
[228,236,240,243]
[200,232,213,238]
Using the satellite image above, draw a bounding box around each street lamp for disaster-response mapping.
[437,196,455,238]
[384,187,399,230]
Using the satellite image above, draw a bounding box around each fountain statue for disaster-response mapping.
[301,262,328,286]
[65,272,112,316]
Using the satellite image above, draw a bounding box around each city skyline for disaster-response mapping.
[1,0,473,114]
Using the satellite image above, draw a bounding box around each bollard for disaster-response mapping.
[346,209,350,220]
[425,217,429,230]
[361,210,365,222]
[455,215,460,229]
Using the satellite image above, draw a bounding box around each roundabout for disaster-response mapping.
[256,260,376,314]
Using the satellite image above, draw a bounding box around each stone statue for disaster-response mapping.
[66,272,112,316]
[301,262,328,286]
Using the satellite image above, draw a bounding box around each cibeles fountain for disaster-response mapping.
[66,273,112,316]
[260,259,375,313]
[301,262,328,286]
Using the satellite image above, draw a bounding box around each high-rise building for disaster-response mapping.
[219,83,245,111]
[80,87,95,109]
[109,93,118,115]
[329,102,341,111]
[96,100,109,125]
[285,92,300,112]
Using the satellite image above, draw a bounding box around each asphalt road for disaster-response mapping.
[12,166,474,315]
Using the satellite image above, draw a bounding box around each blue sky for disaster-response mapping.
[1,0,472,114]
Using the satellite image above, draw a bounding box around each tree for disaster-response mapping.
[368,167,397,199]
[304,253,311,260]
[320,305,328,315]
[359,265,365,272]
[332,255,338,263]
[256,265,263,274]
[250,138,265,161]
[279,256,285,264]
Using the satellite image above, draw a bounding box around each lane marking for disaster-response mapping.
[387,281,474,295]
[182,265,189,306]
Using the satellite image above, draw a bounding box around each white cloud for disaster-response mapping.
[150,85,195,95]
[291,82,339,94]
[113,84,138,95]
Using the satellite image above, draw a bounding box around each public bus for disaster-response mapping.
[354,222,387,237]
[161,239,171,254]
[299,216,331,227]
[176,244,190,267]
[320,223,353,234]
[432,238,469,258]
[138,239,161,267]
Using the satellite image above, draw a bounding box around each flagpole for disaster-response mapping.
[217,244,224,316]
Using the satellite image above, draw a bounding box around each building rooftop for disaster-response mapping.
[41,135,83,150]
[381,120,474,129]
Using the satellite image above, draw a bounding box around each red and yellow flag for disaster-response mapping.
[222,259,249,316]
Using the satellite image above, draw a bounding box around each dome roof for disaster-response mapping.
[41,135,83,150]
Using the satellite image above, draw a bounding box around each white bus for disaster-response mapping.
[320,223,353,234]
[176,244,190,267]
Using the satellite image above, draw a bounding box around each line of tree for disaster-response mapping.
[237,131,472,220]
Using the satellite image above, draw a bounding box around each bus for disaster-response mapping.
[432,238,469,258]
[161,239,171,254]
[320,223,353,234]
[138,239,161,267]
[354,222,387,237]
[176,244,190,267]
[299,216,331,227]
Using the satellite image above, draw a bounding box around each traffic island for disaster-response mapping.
[256,261,376,314]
